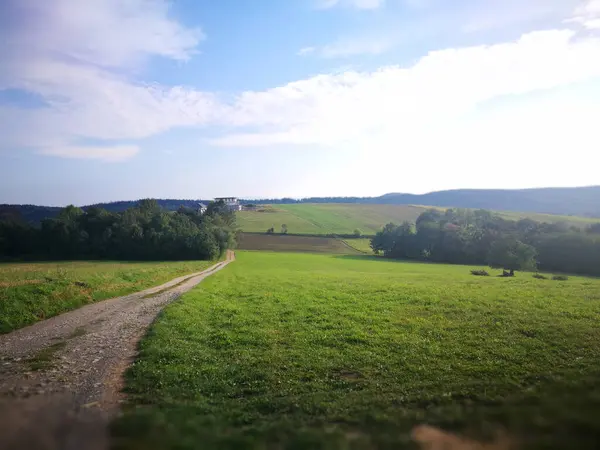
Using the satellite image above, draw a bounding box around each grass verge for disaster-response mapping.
[0,260,213,333]
[113,252,600,449]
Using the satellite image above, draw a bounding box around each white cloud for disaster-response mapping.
[3,0,600,174]
[569,0,600,28]
[212,29,600,153]
[317,0,385,10]
[39,145,140,162]
[0,0,207,161]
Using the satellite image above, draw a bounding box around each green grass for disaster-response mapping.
[0,260,213,334]
[237,203,600,236]
[114,252,600,449]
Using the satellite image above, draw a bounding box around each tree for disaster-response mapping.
[267,227,275,234]
[281,224,288,234]
[353,229,361,237]
[487,238,537,276]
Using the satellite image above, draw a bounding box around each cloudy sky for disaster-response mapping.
[1,0,599,205]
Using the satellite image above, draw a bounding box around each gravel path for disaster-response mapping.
[0,251,234,450]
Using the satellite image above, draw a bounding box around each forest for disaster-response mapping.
[371,208,600,277]
[0,199,236,261]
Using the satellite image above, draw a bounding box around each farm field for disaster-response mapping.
[0,260,212,333]
[114,252,600,449]
[342,238,373,253]
[237,233,362,254]
[237,203,600,236]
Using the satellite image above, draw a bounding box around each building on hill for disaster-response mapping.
[215,197,242,212]
[198,203,208,214]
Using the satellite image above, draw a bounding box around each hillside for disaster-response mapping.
[375,186,600,217]
[237,204,600,236]
[251,186,600,218]
[2,185,599,225]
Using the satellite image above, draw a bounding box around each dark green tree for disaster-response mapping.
[487,238,537,276]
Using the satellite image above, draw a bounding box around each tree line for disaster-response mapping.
[370,209,600,277]
[0,199,236,261]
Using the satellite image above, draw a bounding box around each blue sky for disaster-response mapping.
[1,0,600,206]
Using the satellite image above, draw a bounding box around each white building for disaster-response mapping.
[215,197,242,212]
[198,203,208,214]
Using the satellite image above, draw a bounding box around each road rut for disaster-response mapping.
[0,251,234,450]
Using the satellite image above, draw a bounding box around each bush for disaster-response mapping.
[532,273,548,280]
[552,275,569,281]
[471,269,490,276]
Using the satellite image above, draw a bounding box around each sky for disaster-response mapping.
[1,0,600,206]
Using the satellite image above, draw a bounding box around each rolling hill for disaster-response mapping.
[237,203,600,236]
[251,186,600,218]
[2,186,599,226]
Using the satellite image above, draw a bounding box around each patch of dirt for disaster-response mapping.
[0,251,235,450]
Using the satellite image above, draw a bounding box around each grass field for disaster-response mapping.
[237,233,362,254]
[0,260,212,333]
[237,204,600,235]
[237,204,431,235]
[114,252,600,449]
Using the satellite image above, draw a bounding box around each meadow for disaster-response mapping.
[0,260,212,333]
[237,204,600,236]
[114,252,600,449]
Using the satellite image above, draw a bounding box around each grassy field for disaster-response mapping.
[114,252,600,449]
[237,204,600,235]
[237,233,362,254]
[237,204,430,235]
[0,260,212,333]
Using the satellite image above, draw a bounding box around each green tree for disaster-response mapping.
[487,238,537,276]
[281,224,288,234]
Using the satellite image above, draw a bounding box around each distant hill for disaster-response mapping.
[372,186,600,217]
[2,186,599,225]
[251,186,600,218]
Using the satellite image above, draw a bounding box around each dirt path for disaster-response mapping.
[0,251,234,450]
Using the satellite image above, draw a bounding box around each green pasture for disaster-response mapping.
[0,260,212,333]
[114,251,600,449]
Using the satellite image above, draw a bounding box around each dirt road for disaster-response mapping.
[0,251,234,450]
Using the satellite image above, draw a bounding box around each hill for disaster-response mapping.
[251,186,600,218]
[237,203,599,236]
[2,185,599,226]
[374,186,600,217]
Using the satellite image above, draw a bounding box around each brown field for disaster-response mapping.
[237,233,362,254]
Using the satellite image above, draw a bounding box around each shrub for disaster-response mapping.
[552,275,569,281]
[471,269,490,276]
[532,273,548,280]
